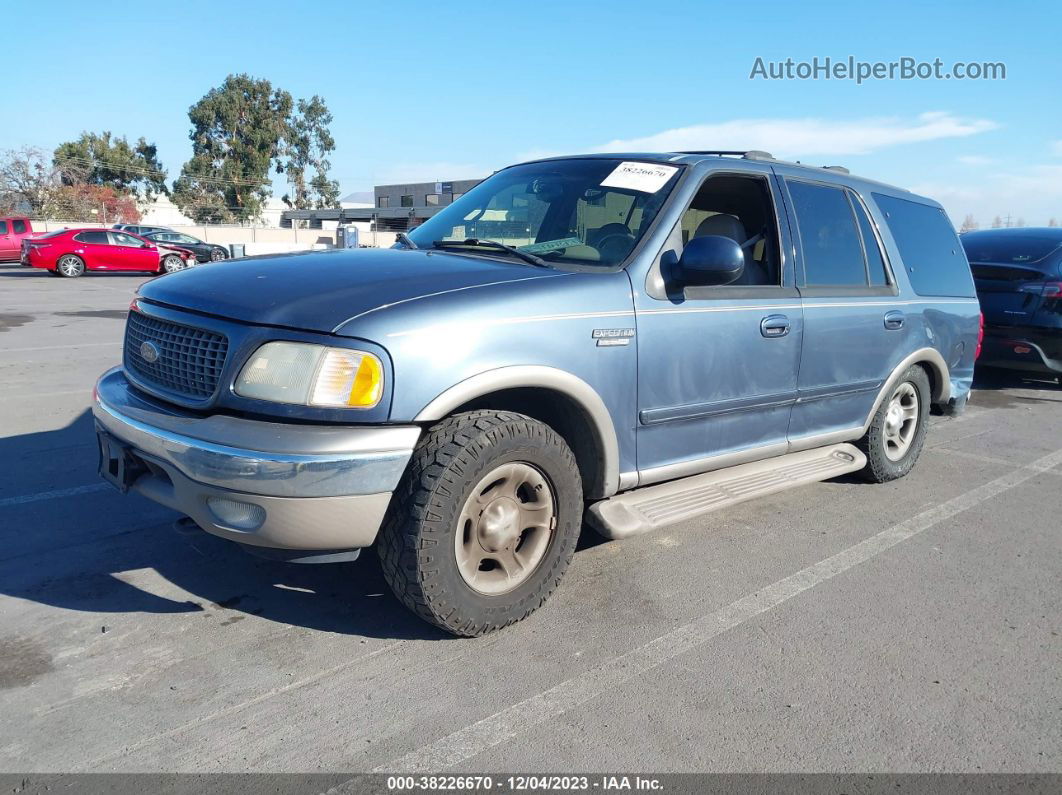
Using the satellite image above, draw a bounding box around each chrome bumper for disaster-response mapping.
[92,367,420,550]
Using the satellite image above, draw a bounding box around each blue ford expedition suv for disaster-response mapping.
[93,151,980,635]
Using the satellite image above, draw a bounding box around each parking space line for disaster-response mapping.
[0,483,110,508]
[932,445,1062,476]
[368,445,1062,774]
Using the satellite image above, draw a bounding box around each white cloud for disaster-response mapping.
[911,164,1062,227]
[956,155,994,166]
[590,111,997,157]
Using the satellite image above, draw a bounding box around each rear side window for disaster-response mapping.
[13,220,27,234]
[874,193,976,297]
[74,230,109,244]
[786,181,866,286]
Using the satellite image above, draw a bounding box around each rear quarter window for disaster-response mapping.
[873,193,975,297]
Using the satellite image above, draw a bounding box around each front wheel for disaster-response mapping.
[56,254,85,278]
[857,365,931,482]
[209,248,227,262]
[377,410,583,636]
[160,254,184,274]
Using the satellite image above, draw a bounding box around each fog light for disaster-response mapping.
[207,497,266,530]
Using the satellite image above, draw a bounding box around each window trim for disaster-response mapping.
[847,188,897,289]
[784,177,899,297]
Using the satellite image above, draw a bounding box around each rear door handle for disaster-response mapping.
[760,314,791,338]
[884,310,905,330]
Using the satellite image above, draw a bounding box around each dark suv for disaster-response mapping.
[962,228,1062,383]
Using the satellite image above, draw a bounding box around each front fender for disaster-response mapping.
[415,365,622,497]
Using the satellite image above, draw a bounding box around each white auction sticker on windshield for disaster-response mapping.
[600,161,678,193]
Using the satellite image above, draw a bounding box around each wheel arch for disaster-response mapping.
[414,366,621,499]
[861,347,950,434]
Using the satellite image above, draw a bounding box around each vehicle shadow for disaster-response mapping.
[971,365,1062,407]
[0,409,453,641]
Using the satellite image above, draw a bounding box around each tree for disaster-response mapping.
[44,184,140,223]
[282,95,340,210]
[1049,218,1058,227]
[53,132,167,202]
[1015,217,1025,228]
[0,147,61,215]
[960,214,978,232]
[991,216,1003,228]
[172,74,293,223]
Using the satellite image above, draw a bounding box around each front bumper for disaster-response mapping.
[92,367,420,551]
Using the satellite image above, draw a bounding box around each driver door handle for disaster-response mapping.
[760,314,791,338]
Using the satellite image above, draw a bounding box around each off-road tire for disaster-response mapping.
[857,364,931,483]
[377,410,583,637]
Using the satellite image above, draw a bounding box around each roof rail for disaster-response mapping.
[677,150,775,161]
[822,165,850,174]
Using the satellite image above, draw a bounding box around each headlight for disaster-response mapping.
[234,342,383,408]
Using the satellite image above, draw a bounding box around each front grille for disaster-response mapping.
[125,311,228,399]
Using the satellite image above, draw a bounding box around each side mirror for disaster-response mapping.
[679,235,744,286]
[141,243,152,249]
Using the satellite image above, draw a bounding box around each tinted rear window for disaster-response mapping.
[873,194,975,297]
[787,181,867,286]
[74,230,109,244]
[960,235,1062,265]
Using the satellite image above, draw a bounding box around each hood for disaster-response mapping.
[137,247,565,334]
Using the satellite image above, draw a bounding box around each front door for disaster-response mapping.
[634,168,803,482]
[0,220,13,259]
[776,172,901,444]
[109,231,158,271]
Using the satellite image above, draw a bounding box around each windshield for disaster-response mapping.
[407,159,682,268]
[961,234,1062,265]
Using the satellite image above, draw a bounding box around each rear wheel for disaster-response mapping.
[56,254,85,278]
[377,410,583,636]
[160,254,184,274]
[857,365,931,482]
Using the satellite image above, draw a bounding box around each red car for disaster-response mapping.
[21,227,196,277]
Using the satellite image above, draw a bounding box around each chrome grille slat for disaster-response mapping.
[124,312,228,399]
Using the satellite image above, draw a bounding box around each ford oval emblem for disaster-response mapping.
[140,341,160,363]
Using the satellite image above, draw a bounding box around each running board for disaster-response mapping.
[588,443,866,539]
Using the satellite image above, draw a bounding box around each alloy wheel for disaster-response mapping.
[883,381,919,461]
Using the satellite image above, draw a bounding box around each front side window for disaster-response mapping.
[110,232,142,247]
[408,159,682,269]
[676,174,782,286]
[787,181,866,287]
[175,234,200,245]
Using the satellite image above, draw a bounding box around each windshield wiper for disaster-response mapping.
[396,232,418,249]
[431,238,549,268]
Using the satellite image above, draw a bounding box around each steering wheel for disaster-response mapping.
[595,231,636,261]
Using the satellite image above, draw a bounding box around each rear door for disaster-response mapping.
[778,172,901,445]
[72,230,112,267]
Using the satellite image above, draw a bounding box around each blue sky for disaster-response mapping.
[7,0,1061,225]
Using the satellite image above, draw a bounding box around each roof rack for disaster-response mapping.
[677,150,775,161]
[822,165,850,174]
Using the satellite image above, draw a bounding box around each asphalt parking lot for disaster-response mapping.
[1,262,1060,775]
